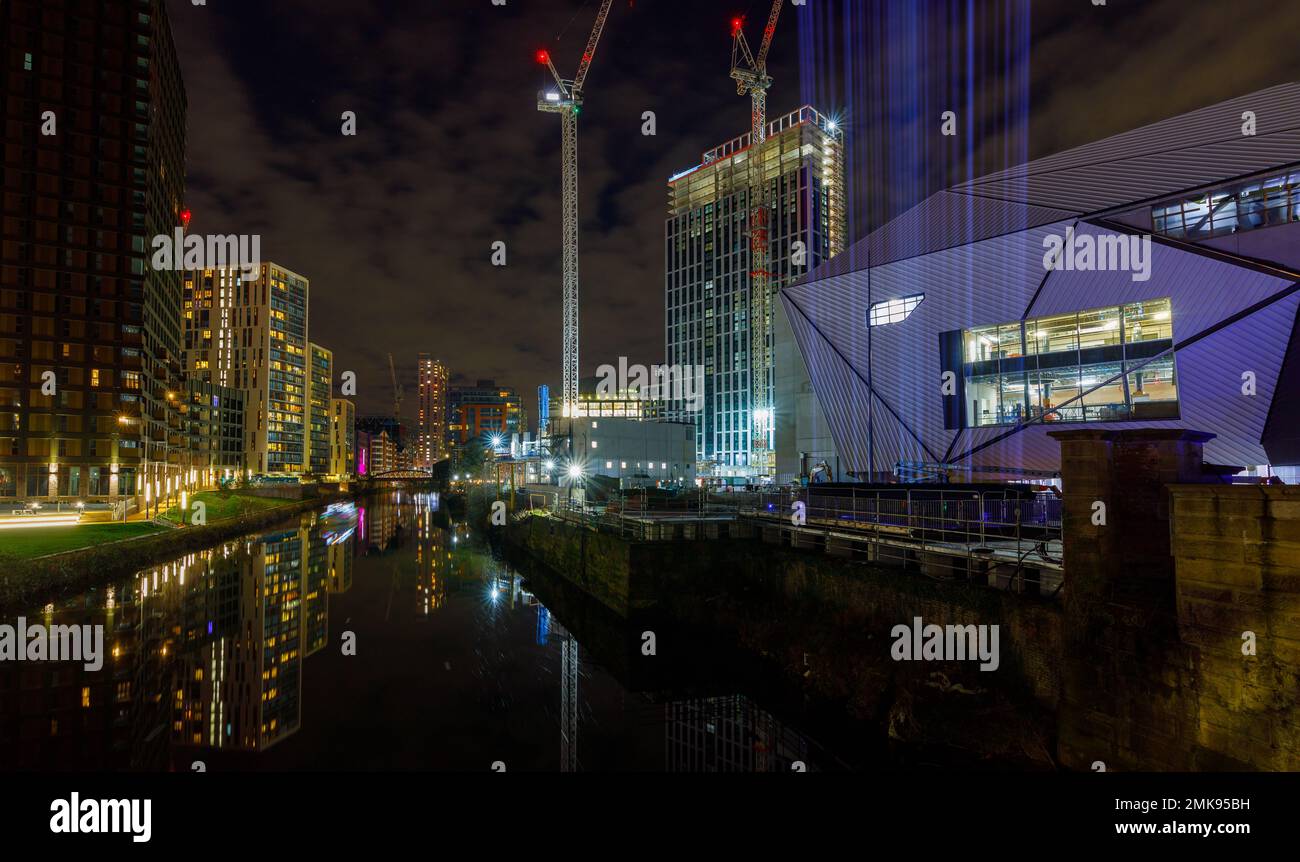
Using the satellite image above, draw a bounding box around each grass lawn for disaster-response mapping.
[0,522,169,561]
[158,490,295,526]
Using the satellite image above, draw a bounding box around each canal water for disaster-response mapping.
[0,491,862,772]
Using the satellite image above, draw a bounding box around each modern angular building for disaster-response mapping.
[182,262,309,476]
[1,0,193,505]
[666,106,846,479]
[779,83,1300,483]
[415,354,448,468]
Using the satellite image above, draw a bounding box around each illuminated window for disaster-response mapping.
[1154,170,1300,239]
[869,293,924,326]
[954,299,1178,428]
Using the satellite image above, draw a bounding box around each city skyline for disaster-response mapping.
[5,0,1300,837]
[167,0,1300,417]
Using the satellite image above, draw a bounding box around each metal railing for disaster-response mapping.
[516,490,742,542]
[512,485,1064,594]
[740,487,1064,594]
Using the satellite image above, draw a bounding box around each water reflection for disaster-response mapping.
[0,492,842,771]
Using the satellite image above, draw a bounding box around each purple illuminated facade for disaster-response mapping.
[780,83,1300,482]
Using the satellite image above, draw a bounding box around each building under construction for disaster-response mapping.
[666,105,846,479]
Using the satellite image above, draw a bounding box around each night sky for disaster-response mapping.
[167,0,1300,419]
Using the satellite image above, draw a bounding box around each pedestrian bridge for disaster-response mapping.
[368,468,436,481]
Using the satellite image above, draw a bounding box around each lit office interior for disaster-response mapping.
[961,299,1178,427]
[1153,169,1300,240]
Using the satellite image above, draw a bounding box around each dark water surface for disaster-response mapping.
[1,492,858,771]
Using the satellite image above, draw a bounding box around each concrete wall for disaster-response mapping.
[505,514,743,615]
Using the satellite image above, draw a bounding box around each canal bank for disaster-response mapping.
[2,491,897,771]
[504,431,1300,771]
[0,484,399,607]
[504,513,1061,767]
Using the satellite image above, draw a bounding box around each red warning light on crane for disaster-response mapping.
[535,49,550,65]
[731,16,744,35]
[180,208,192,229]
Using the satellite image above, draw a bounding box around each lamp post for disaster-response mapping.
[566,463,584,513]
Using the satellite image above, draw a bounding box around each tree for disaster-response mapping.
[457,439,487,474]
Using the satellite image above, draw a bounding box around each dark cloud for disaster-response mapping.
[167,0,1300,418]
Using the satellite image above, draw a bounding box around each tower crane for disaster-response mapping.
[536,0,616,419]
[387,352,403,430]
[730,0,784,474]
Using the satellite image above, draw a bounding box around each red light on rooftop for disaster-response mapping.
[180,208,192,228]
[535,49,550,65]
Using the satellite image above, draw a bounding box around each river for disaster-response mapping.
[0,491,865,771]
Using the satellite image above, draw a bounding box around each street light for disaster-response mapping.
[564,462,585,513]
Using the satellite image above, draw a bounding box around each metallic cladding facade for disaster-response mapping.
[781,83,1300,480]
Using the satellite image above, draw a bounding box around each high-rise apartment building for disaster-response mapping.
[306,342,331,474]
[182,262,309,475]
[329,396,355,477]
[1,0,192,504]
[665,106,845,478]
[416,354,447,468]
[183,378,244,479]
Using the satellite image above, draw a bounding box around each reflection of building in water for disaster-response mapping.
[256,531,305,748]
[416,507,448,614]
[327,540,353,594]
[169,530,308,752]
[302,524,329,656]
[166,549,244,751]
[0,586,152,769]
[548,616,579,773]
[3,522,361,767]
[364,500,399,552]
[488,566,535,611]
[665,696,812,772]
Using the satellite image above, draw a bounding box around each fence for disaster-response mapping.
[514,489,745,542]
[743,487,1064,594]
[512,485,1064,594]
